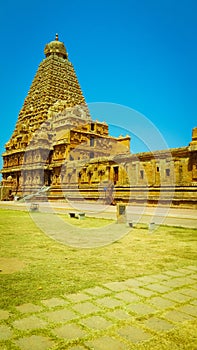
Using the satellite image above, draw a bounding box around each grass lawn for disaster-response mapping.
[0,209,196,309]
[0,209,197,350]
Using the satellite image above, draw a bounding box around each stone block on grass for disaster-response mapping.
[85,335,129,350]
[72,301,100,315]
[127,302,157,316]
[118,325,152,343]
[15,335,54,350]
[144,317,174,331]
[41,297,67,308]
[16,303,43,314]
[0,325,13,340]
[13,316,47,331]
[0,310,10,320]
[41,308,77,323]
[53,323,87,340]
[80,315,113,330]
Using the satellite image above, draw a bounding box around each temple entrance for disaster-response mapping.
[113,166,119,185]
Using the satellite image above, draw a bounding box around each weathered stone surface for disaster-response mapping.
[0,309,10,320]
[179,288,197,298]
[15,335,54,350]
[41,297,67,308]
[115,291,140,303]
[53,323,87,340]
[65,292,91,303]
[85,336,129,350]
[132,287,155,297]
[163,291,192,303]
[103,281,128,291]
[84,286,110,296]
[16,303,43,314]
[13,316,47,331]
[165,310,195,323]
[71,301,100,315]
[146,283,172,293]
[0,325,13,340]
[148,296,176,309]
[118,325,152,343]
[106,309,131,320]
[177,304,197,317]
[80,315,113,330]
[41,308,77,323]
[95,296,123,309]
[144,317,174,331]
[127,302,157,316]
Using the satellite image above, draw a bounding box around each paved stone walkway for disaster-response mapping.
[0,265,196,349]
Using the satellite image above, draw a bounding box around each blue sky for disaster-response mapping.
[0,0,197,168]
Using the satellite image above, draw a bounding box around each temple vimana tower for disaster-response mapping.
[1,35,197,207]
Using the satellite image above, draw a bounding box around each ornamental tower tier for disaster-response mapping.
[4,35,88,154]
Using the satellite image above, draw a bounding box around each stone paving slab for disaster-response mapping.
[163,291,192,303]
[103,281,129,291]
[41,308,77,323]
[0,325,13,340]
[13,315,47,331]
[15,335,54,350]
[0,310,10,320]
[135,275,160,284]
[80,315,113,330]
[123,278,144,288]
[71,301,101,315]
[41,297,67,308]
[132,287,155,297]
[115,291,140,303]
[16,303,43,314]
[118,325,152,343]
[95,296,124,308]
[105,309,131,320]
[150,273,172,281]
[177,304,197,317]
[65,292,91,303]
[179,288,197,298]
[162,277,196,288]
[176,267,195,275]
[144,317,174,331]
[164,310,195,323]
[148,296,176,309]
[85,335,129,350]
[84,286,110,296]
[52,323,87,340]
[1,265,196,349]
[127,302,158,316]
[163,270,185,277]
[146,283,172,293]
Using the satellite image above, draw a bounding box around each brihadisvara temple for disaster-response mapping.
[1,35,197,207]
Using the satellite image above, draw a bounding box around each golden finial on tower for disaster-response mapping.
[55,33,59,41]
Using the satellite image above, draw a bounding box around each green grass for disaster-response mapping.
[0,209,197,349]
[0,209,196,309]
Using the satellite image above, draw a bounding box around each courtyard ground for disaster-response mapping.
[0,208,196,349]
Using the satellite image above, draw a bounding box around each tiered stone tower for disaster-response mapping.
[1,35,91,198]
[5,34,87,153]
